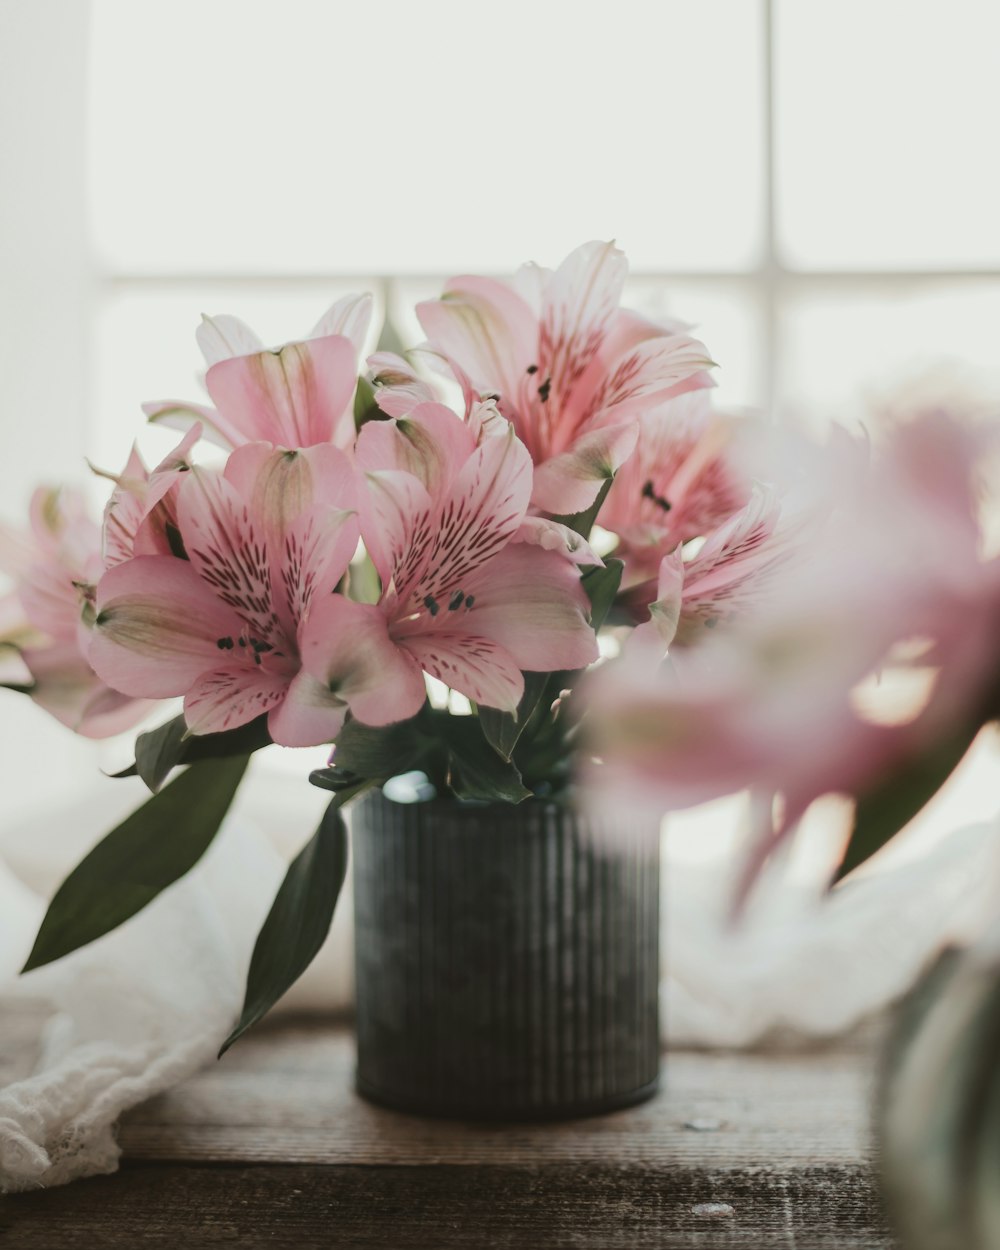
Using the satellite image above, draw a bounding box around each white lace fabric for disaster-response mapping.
[1,781,996,1193]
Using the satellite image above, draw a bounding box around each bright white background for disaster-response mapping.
[2,0,1000,865]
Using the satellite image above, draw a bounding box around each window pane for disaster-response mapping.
[92,283,381,475]
[776,282,1000,426]
[777,0,1000,269]
[89,0,763,275]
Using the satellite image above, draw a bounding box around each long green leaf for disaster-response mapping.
[22,755,250,972]
[835,721,981,882]
[221,787,359,1054]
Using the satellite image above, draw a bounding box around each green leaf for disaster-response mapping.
[329,713,431,780]
[353,375,381,431]
[221,787,359,1054]
[1,681,34,695]
[446,720,531,803]
[835,721,981,883]
[22,755,250,973]
[477,672,550,762]
[581,558,624,632]
[117,714,272,791]
[134,716,188,792]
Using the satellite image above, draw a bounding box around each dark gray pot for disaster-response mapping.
[351,788,661,1121]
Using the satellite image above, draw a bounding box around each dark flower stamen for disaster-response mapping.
[641,480,672,512]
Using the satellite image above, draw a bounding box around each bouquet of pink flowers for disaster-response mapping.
[0,239,870,1045]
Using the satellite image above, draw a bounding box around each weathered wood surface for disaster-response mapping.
[0,1016,897,1249]
[121,1019,877,1169]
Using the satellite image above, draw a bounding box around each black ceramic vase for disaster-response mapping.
[351,788,661,1121]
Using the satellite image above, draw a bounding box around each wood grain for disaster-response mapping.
[0,1163,894,1250]
[120,1019,876,1169]
[0,1016,896,1248]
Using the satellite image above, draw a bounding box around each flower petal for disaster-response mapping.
[184,663,288,736]
[176,469,277,643]
[675,485,790,640]
[398,630,523,712]
[355,402,476,497]
[462,544,598,673]
[368,351,439,417]
[359,469,435,599]
[310,293,373,359]
[205,334,357,448]
[291,594,427,740]
[406,422,532,609]
[143,399,244,450]
[539,240,627,418]
[223,443,356,530]
[514,517,604,566]
[90,556,241,698]
[21,641,152,739]
[596,331,716,422]
[530,421,640,515]
[195,313,266,368]
[417,275,536,405]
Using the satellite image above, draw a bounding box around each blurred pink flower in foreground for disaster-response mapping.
[0,487,152,737]
[585,410,1000,886]
[417,241,716,515]
[311,402,600,717]
[143,293,373,452]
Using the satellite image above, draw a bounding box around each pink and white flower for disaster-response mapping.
[417,241,715,515]
[88,443,416,746]
[294,402,601,719]
[144,293,373,452]
[0,487,153,738]
[600,391,751,589]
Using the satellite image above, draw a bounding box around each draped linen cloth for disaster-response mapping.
[1,765,996,1193]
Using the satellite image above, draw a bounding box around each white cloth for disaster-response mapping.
[1,767,997,1192]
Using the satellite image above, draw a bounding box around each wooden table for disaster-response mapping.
[0,1013,895,1248]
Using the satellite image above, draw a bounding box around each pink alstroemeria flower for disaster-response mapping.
[630,484,799,650]
[294,402,600,718]
[601,391,751,589]
[417,241,716,515]
[143,293,373,452]
[89,443,420,746]
[585,410,1000,888]
[0,487,153,738]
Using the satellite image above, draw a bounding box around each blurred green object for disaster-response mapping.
[879,937,1000,1249]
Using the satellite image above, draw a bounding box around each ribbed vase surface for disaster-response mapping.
[352,790,661,1120]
